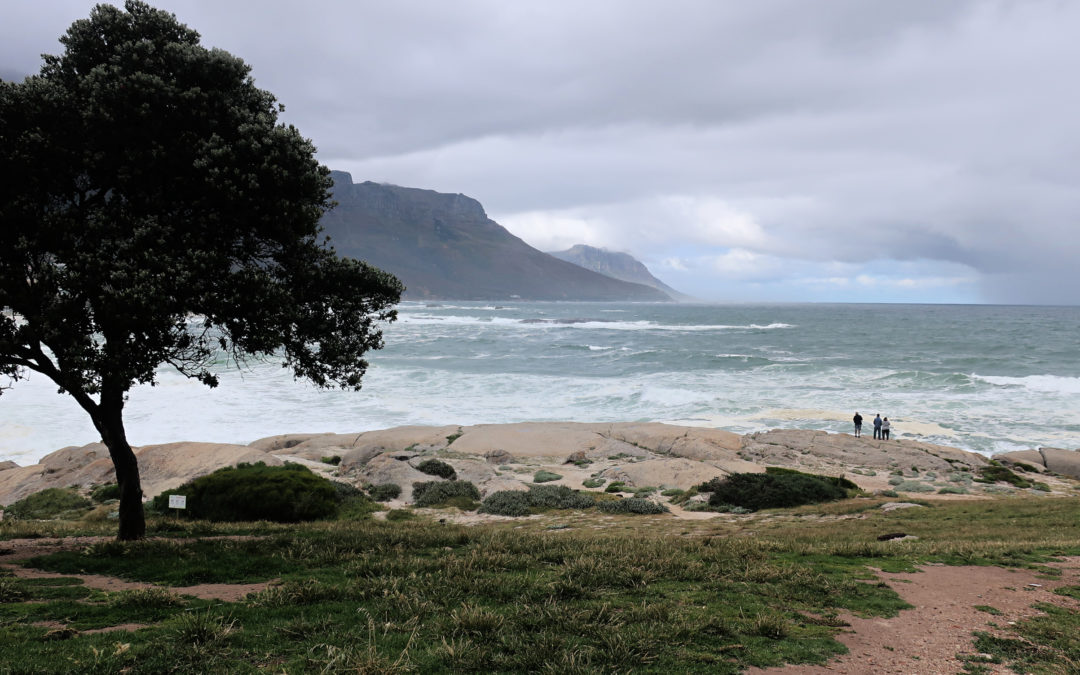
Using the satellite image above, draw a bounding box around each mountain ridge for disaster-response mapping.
[548,244,692,301]
[320,172,671,301]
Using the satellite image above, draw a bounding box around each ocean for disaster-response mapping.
[2,302,1078,464]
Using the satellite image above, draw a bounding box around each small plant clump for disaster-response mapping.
[5,488,93,520]
[697,469,852,512]
[150,462,338,523]
[893,481,936,493]
[597,498,669,515]
[479,485,596,516]
[412,480,480,508]
[416,458,457,480]
[368,483,402,502]
[937,485,968,495]
[533,470,562,483]
[582,478,605,489]
[90,483,121,503]
[321,455,341,466]
[604,481,627,493]
[976,464,1032,488]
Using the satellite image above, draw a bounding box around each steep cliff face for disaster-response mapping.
[549,245,691,301]
[319,172,671,301]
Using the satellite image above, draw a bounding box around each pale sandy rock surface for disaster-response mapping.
[2,423,1077,507]
[997,446,1080,478]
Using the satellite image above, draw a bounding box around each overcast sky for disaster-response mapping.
[2,1,1077,304]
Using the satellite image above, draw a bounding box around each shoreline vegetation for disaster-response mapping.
[2,423,1079,671]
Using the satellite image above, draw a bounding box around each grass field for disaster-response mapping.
[1,496,1079,673]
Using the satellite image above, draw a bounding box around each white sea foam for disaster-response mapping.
[973,374,1080,395]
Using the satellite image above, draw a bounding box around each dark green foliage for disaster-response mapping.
[330,481,364,501]
[321,456,341,466]
[0,0,402,540]
[582,478,605,488]
[412,480,481,507]
[90,483,121,503]
[149,462,338,522]
[416,458,457,480]
[700,472,848,511]
[533,470,562,483]
[976,465,1032,488]
[766,466,860,491]
[478,490,532,517]
[5,488,92,520]
[1008,461,1038,473]
[604,481,627,493]
[597,498,669,515]
[385,509,415,521]
[479,485,596,516]
[368,483,402,502]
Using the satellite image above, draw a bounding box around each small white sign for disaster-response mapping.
[168,495,187,510]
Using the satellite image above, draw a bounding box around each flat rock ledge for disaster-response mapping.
[2,423,1078,508]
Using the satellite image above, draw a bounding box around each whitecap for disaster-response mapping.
[973,374,1080,395]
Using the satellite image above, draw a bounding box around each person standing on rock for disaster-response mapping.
[881,417,891,440]
[853,412,863,437]
[873,414,883,440]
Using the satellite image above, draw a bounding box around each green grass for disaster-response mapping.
[0,498,1078,672]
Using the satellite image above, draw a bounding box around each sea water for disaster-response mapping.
[2,302,1079,464]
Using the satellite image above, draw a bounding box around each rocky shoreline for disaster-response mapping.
[2,423,1078,509]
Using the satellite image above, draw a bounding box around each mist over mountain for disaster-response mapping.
[548,244,692,301]
[320,172,670,301]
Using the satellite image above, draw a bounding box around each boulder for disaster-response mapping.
[995,450,1047,471]
[1040,448,1080,479]
[599,457,731,490]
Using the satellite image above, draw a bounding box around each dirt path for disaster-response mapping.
[0,536,273,602]
[750,557,1080,674]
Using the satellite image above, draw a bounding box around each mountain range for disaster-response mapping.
[548,245,692,301]
[320,172,676,301]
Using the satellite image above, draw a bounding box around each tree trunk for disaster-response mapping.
[96,402,146,541]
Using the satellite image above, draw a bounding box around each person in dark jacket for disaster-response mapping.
[853,412,863,437]
[873,414,883,439]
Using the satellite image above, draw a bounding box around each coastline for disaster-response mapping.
[3,422,1077,510]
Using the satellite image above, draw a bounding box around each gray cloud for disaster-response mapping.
[2,0,1077,303]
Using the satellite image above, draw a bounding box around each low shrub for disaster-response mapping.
[337,494,382,521]
[604,482,626,493]
[661,488,685,498]
[893,481,936,493]
[699,472,848,511]
[385,509,415,521]
[149,462,338,523]
[527,484,595,510]
[6,488,93,520]
[1030,482,1052,492]
[533,470,562,483]
[416,459,456,480]
[880,489,900,498]
[937,485,968,495]
[368,483,402,502]
[479,485,595,516]
[764,467,859,491]
[976,465,1032,488]
[321,455,341,466]
[597,498,669,515]
[412,480,480,508]
[90,483,121,503]
[888,476,905,486]
[478,490,531,517]
[582,478,605,489]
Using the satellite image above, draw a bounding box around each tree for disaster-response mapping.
[0,1,403,540]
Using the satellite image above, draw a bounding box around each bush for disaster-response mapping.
[385,509,415,521]
[412,480,480,507]
[604,482,627,493]
[661,488,685,498]
[582,478,605,489]
[337,494,382,521]
[479,485,595,517]
[416,459,456,480]
[880,489,900,498]
[700,472,848,512]
[764,467,859,491]
[90,483,121,503]
[478,490,532,517]
[321,455,341,466]
[597,498,669,515]
[937,486,968,495]
[149,462,338,522]
[894,481,935,493]
[368,483,402,502]
[533,470,562,483]
[527,484,595,510]
[976,465,1032,488]
[6,488,93,520]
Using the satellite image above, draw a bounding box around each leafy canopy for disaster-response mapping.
[0,0,402,402]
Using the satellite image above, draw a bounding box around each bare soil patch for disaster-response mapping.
[0,536,274,602]
[750,557,1080,674]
